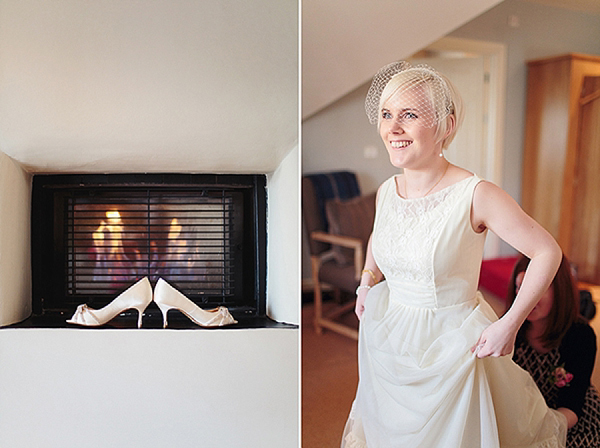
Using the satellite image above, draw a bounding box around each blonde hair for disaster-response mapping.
[377,67,464,149]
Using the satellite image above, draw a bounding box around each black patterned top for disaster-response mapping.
[513,321,600,448]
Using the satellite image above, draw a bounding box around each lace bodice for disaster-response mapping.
[371,175,486,308]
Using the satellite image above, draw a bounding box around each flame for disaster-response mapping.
[93,210,123,249]
[106,210,121,224]
[168,218,182,240]
[93,221,106,241]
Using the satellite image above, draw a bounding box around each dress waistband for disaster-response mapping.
[385,279,482,310]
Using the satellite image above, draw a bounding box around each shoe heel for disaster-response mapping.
[135,301,152,328]
[136,308,144,329]
[156,303,172,329]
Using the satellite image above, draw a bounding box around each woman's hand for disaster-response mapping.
[355,288,369,320]
[471,317,519,358]
[557,407,578,429]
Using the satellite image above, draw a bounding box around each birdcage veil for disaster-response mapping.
[365,61,455,128]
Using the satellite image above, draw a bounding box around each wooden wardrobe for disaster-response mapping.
[522,53,600,284]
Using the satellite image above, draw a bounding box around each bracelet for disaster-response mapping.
[362,269,377,284]
[356,285,371,295]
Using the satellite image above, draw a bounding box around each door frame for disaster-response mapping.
[411,37,507,257]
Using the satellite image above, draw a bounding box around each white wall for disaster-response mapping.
[0,328,298,448]
[0,0,298,174]
[267,145,300,325]
[0,151,31,326]
[302,83,396,196]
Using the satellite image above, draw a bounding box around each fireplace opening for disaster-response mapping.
[29,174,271,328]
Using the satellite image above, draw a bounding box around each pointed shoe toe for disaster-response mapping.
[211,306,238,326]
[154,278,237,328]
[66,304,102,326]
[66,277,153,328]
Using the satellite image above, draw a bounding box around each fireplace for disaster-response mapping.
[30,173,267,328]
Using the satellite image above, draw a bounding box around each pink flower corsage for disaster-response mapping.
[549,365,574,388]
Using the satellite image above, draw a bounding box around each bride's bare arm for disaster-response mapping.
[470,181,562,358]
[355,234,382,319]
[355,185,384,320]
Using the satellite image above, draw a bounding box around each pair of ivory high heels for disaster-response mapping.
[66,277,237,328]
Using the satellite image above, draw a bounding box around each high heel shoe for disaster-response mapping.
[67,277,153,328]
[153,278,237,328]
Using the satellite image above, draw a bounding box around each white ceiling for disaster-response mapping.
[0,0,298,174]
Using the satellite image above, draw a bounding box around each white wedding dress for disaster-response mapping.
[342,175,567,448]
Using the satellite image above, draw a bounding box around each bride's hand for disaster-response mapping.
[355,289,369,320]
[471,318,518,358]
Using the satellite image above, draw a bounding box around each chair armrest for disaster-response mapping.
[311,231,361,248]
[310,231,364,281]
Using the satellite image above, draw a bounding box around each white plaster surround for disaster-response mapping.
[0,152,32,325]
[0,328,299,448]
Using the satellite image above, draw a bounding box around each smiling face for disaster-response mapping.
[515,271,554,324]
[378,85,441,169]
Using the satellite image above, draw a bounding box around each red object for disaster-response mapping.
[479,256,519,301]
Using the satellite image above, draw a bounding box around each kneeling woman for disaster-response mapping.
[508,255,600,448]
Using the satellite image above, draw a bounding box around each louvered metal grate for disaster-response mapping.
[32,174,266,319]
[64,190,236,302]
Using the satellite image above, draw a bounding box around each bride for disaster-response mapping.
[342,61,567,447]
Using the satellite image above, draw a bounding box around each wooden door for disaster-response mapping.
[570,76,600,283]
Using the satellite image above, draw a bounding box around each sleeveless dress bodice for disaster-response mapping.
[342,175,567,448]
[372,175,485,309]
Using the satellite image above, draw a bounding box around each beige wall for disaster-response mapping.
[0,151,31,326]
[302,0,504,118]
[450,0,600,202]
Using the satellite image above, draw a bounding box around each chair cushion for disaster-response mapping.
[304,171,361,233]
[325,192,376,265]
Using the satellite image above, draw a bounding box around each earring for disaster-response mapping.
[439,152,444,157]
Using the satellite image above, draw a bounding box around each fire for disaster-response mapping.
[168,218,182,239]
[106,210,121,223]
[90,209,190,282]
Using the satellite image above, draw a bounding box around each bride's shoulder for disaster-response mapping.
[472,179,519,215]
[376,175,396,200]
[446,165,474,183]
[378,175,398,191]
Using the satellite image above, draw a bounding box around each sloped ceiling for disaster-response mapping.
[302,0,504,120]
[302,0,600,121]
[0,0,298,174]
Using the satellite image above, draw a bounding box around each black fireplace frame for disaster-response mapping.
[31,173,267,326]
